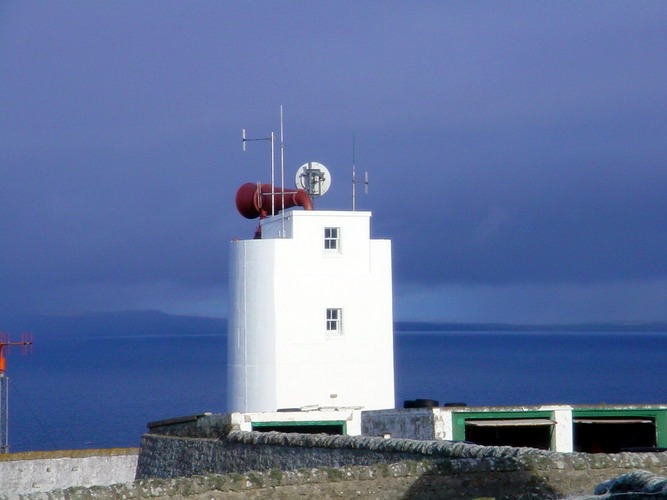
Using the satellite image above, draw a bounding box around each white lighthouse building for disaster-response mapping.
[227,180,395,414]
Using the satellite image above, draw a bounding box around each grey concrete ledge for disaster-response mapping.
[0,448,139,462]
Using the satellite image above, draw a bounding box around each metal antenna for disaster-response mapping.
[280,106,286,237]
[0,332,33,453]
[241,128,276,216]
[351,133,369,211]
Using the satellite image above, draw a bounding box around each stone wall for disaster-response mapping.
[136,429,667,498]
[0,461,564,499]
[13,462,667,499]
[0,448,138,497]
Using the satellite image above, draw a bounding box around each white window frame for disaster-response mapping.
[324,227,340,252]
[326,308,342,335]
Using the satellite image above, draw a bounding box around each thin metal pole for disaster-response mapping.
[280,106,286,236]
[270,132,275,217]
[242,129,274,219]
[4,376,7,454]
[352,133,356,211]
[0,375,8,453]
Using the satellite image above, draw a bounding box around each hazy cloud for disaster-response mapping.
[2,2,666,322]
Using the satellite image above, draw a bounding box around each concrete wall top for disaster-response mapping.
[231,409,363,435]
[260,209,373,240]
[0,448,138,462]
[365,404,667,414]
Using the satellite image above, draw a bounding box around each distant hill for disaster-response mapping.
[0,310,227,338]
[2,311,666,338]
[394,321,667,332]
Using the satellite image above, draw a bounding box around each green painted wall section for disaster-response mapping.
[450,408,667,448]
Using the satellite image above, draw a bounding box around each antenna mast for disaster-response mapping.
[242,128,276,217]
[242,108,287,231]
[351,133,368,211]
[0,332,33,453]
[279,106,286,236]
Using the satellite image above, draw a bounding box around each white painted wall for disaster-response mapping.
[0,449,138,495]
[230,410,363,436]
[362,405,577,452]
[550,406,574,453]
[228,209,394,413]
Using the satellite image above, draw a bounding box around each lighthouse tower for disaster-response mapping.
[227,170,394,413]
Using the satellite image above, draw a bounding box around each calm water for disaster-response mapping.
[7,330,667,452]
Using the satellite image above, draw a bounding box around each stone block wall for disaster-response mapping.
[0,461,566,499]
[136,428,667,498]
[12,462,667,499]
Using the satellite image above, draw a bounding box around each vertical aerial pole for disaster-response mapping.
[352,133,357,211]
[0,332,33,453]
[242,126,276,236]
[279,105,286,236]
[351,133,369,211]
[241,109,287,220]
[0,374,7,454]
[270,132,275,216]
[241,128,276,207]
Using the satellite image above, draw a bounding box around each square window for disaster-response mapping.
[326,308,342,335]
[324,227,339,251]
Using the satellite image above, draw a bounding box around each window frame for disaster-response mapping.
[323,227,340,253]
[325,308,343,335]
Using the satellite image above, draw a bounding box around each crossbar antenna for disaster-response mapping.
[351,133,369,211]
[242,128,276,217]
[0,332,33,453]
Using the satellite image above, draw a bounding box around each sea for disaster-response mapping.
[6,323,667,453]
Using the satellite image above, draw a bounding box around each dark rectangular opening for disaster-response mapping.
[252,422,345,435]
[464,419,553,450]
[573,417,656,453]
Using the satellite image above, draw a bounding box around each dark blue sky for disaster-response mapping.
[2,2,666,323]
